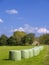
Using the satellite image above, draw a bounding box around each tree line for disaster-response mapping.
[0,31,49,46]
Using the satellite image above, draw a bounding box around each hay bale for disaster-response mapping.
[39,46,44,51]
[21,49,29,59]
[9,50,21,60]
[33,47,40,56]
[32,48,34,56]
[29,49,33,58]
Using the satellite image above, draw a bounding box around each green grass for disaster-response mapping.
[42,45,49,65]
[0,45,48,65]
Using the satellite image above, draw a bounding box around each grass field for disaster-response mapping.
[0,45,48,65]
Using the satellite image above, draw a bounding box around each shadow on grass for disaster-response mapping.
[3,58,12,61]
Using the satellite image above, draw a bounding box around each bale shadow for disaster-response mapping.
[3,58,12,61]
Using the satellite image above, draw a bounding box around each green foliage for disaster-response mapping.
[39,34,49,45]
[13,31,26,45]
[0,34,8,45]
[13,31,26,38]
[1,31,49,46]
[7,36,16,46]
[0,32,35,46]
[22,33,35,45]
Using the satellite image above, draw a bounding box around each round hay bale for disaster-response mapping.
[9,50,21,60]
[29,49,33,58]
[21,49,29,59]
[39,46,44,51]
[33,47,39,56]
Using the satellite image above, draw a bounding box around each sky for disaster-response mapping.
[0,0,49,37]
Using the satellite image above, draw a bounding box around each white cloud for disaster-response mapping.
[6,9,18,14]
[37,28,49,33]
[11,27,24,32]
[11,24,38,33]
[17,27,25,31]
[10,24,49,35]
[11,29,17,32]
[23,24,38,33]
[0,18,3,23]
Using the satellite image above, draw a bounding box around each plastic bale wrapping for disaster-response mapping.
[33,47,39,56]
[37,46,41,54]
[21,50,29,59]
[38,46,41,51]
[9,50,15,60]
[9,50,21,61]
[29,49,33,58]
[32,46,44,57]
[37,47,40,55]
[38,46,40,51]
[32,48,34,56]
[39,46,44,51]
[36,46,42,55]
[38,46,43,52]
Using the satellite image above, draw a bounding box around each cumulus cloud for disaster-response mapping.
[10,24,49,35]
[17,27,25,31]
[23,24,38,33]
[11,29,17,32]
[6,9,18,14]
[11,24,38,33]
[11,27,24,32]
[0,18,3,23]
[37,28,49,33]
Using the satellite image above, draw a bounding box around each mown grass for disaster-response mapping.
[42,45,49,65]
[0,45,48,65]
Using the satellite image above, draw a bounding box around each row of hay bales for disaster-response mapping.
[9,46,44,61]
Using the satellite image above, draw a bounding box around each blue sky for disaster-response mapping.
[0,0,49,36]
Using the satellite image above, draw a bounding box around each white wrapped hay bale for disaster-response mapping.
[37,47,40,55]
[36,46,41,54]
[21,49,29,59]
[39,46,44,51]
[33,46,44,56]
[33,47,40,56]
[38,46,41,50]
[29,49,34,58]
[32,48,34,56]
[9,50,21,60]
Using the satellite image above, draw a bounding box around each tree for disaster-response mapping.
[39,34,49,45]
[22,33,35,45]
[7,36,16,46]
[13,31,26,45]
[27,33,35,44]
[0,34,8,46]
